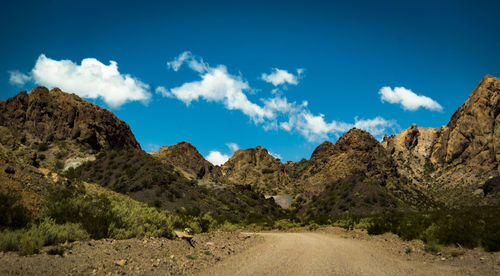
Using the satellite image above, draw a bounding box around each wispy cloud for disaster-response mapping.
[261,68,303,86]
[163,51,397,142]
[226,142,239,152]
[8,70,31,86]
[11,54,151,108]
[164,51,273,122]
[379,86,442,111]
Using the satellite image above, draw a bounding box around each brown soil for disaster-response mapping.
[0,231,263,276]
[1,228,498,275]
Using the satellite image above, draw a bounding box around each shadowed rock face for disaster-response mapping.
[151,141,222,182]
[310,141,334,161]
[0,87,140,151]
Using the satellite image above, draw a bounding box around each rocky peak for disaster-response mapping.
[221,146,292,194]
[151,141,220,181]
[333,128,381,152]
[0,87,140,151]
[430,75,499,168]
[310,141,334,161]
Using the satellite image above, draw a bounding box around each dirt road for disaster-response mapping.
[199,232,489,276]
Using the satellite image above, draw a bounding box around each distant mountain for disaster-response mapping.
[296,129,434,216]
[151,141,222,183]
[220,146,294,194]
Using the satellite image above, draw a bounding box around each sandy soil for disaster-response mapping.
[1,227,498,275]
[200,228,500,276]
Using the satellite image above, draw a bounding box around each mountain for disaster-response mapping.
[0,87,283,223]
[0,87,140,172]
[296,129,434,216]
[220,146,294,194]
[383,75,500,206]
[151,141,222,183]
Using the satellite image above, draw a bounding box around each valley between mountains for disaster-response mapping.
[0,75,499,275]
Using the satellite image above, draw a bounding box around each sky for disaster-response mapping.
[1,0,499,164]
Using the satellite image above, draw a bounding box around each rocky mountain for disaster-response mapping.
[0,87,283,222]
[220,146,294,194]
[151,142,222,183]
[0,87,140,172]
[296,129,434,216]
[382,75,500,206]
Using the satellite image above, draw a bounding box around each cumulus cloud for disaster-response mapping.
[205,151,230,166]
[261,68,302,86]
[8,70,32,86]
[165,52,273,122]
[379,86,442,111]
[226,143,239,152]
[164,51,398,142]
[13,54,151,108]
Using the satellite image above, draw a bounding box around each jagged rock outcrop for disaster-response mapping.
[151,141,222,182]
[221,146,293,194]
[0,87,140,151]
[382,124,439,184]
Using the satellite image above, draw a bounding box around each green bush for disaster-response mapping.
[45,184,116,239]
[0,191,32,229]
[0,218,89,255]
[366,207,500,252]
[38,143,49,152]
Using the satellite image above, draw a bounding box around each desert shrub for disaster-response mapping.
[0,218,89,255]
[366,207,500,251]
[108,199,173,239]
[38,143,49,152]
[261,168,274,174]
[45,184,116,239]
[273,219,299,230]
[0,191,32,229]
[0,230,22,252]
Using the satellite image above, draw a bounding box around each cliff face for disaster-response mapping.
[151,142,222,182]
[382,125,439,185]
[0,87,140,151]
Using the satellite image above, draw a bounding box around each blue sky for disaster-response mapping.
[1,0,499,163]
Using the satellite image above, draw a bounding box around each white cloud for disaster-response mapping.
[155,86,173,98]
[165,52,273,122]
[144,143,160,153]
[165,51,398,142]
[17,54,152,108]
[269,151,282,160]
[261,68,302,86]
[205,151,230,166]
[167,51,209,73]
[379,86,442,111]
[226,143,239,152]
[8,70,32,86]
